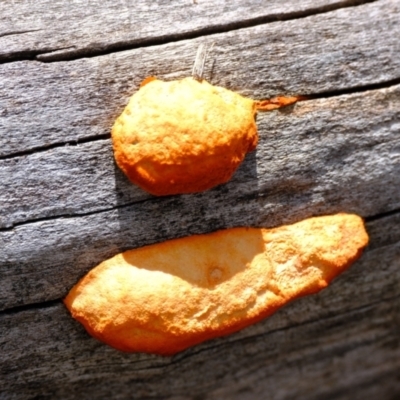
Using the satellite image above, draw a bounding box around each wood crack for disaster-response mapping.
[2,190,398,235]
[0,298,59,316]
[0,195,152,232]
[0,0,378,65]
[365,207,400,222]
[303,77,400,100]
[0,133,111,162]
[0,29,42,38]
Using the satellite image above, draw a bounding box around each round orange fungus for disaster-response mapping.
[112,77,260,196]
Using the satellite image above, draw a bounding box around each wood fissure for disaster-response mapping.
[305,77,400,100]
[0,298,60,317]
[0,29,42,39]
[1,178,400,236]
[365,207,400,222]
[0,196,147,233]
[0,134,111,162]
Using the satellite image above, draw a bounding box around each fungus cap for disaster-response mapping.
[64,213,368,356]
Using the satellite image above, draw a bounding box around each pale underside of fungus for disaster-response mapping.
[64,213,368,356]
[111,77,300,196]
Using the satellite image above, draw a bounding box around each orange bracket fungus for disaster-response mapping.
[64,213,368,356]
[111,46,302,196]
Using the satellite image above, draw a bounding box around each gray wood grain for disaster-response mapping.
[1,214,399,400]
[0,0,373,62]
[1,84,400,229]
[1,0,399,158]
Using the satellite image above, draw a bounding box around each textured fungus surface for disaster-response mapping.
[64,213,369,356]
[111,77,259,196]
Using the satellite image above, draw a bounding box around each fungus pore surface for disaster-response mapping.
[64,213,369,356]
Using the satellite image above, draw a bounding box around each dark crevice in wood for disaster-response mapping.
[365,207,400,222]
[0,0,378,64]
[1,183,253,231]
[0,187,256,231]
[0,204,115,231]
[0,192,158,232]
[0,298,60,317]
[0,29,42,38]
[0,133,111,161]
[303,76,400,100]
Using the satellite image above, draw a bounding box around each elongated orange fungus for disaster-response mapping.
[64,213,368,356]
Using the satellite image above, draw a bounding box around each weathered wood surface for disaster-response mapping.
[0,0,375,62]
[1,0,400,399]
